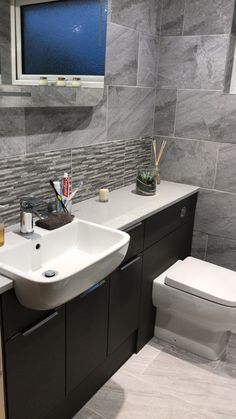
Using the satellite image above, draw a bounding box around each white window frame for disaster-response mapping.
[10,0,105,88]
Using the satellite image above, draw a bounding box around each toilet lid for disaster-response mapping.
[165,257,236,307]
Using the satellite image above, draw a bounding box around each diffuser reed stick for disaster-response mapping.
[156,140,167,165]
[152,139,167,166]
[152,139,167,184]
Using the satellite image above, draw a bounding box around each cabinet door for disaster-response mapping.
[124,222,144,263]
[108,256,142,355]
[1,290,53,341]
[137,221,193,351]
[67,280,109,394]
[5,307,65,419]
[144,194,197,249]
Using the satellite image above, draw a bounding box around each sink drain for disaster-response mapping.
[43,270,57,278]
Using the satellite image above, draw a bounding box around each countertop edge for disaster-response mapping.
[0,276,14,294]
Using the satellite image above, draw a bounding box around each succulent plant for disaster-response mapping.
[137,170,155,185]
[136,168,156,196]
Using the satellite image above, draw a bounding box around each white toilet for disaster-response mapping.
[152,257,236,360]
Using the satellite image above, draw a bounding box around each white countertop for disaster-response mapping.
[73,181,199,230]
[0,181,199,295]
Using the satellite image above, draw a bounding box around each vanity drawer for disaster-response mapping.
[123,222,144,263]
[144,194,197,250]
[1,290,53,341]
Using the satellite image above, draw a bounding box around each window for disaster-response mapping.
[11,0,107,87]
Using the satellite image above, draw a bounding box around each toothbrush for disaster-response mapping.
[49,180,68,213]
[67,189,78,202]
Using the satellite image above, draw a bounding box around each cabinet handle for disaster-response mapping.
[22,311,59,337]
[180,206,187,219]
[125,222,143,233]
[121,256,141,271]
[80,280,105,299]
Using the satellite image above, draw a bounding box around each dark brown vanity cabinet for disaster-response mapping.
[0,193,198,419]
[66,279,109,393]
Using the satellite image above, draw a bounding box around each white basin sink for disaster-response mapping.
[0,218,130,310]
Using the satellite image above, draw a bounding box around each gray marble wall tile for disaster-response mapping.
[156,136,218,188]
[72,141,125,204]
[108,86,155,140]
[0,108,25,137]
[191,231,208,261]
[0,149,71,226]
[30,86,76,107]
[137,34,158,88]
[158,35,229,90]
[206,235,236,271]
[215,143,236,193]
[0,85,104,108]
[105,23,139,86]
[124,138,152,185]
[154,89,177,136]
[0,137,26,157]
[154,0,236,272]
[161,0,185,36]
[194,189,236,240]
[0,42,12,85]
[25,90,107,152]
[184,0,235,35]
[175,90,236,143]
[76,88,105,107]
[0,0,10,44]
[111,0,162,36]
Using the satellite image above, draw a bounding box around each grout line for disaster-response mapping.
[109,19,159,38]
[151,87,156,137]
[159,0,164,37]
[156,0,163,87]
[154,86,223,92]
[182,0,187,36]
[105,85,109,139]
[107,83,155,89]
[136,31,141,87]
[198,186,236,196]
[194,230,236,243]
[204,234,209,261]
[153,134,230,147]
[155,0,163,108]
[84,406,106,419]
[160,34,230,38]
[212,143,221,190]
[172,89,178,136]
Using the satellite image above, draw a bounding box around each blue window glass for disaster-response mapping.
[21,0,107,76]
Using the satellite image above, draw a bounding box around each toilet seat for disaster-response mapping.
[165,257,236,307]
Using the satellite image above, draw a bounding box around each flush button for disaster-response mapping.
[180,206,187,219]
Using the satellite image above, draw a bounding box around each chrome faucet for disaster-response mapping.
[20,197,46,235]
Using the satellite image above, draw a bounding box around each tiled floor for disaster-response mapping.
[74,334,236,419]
